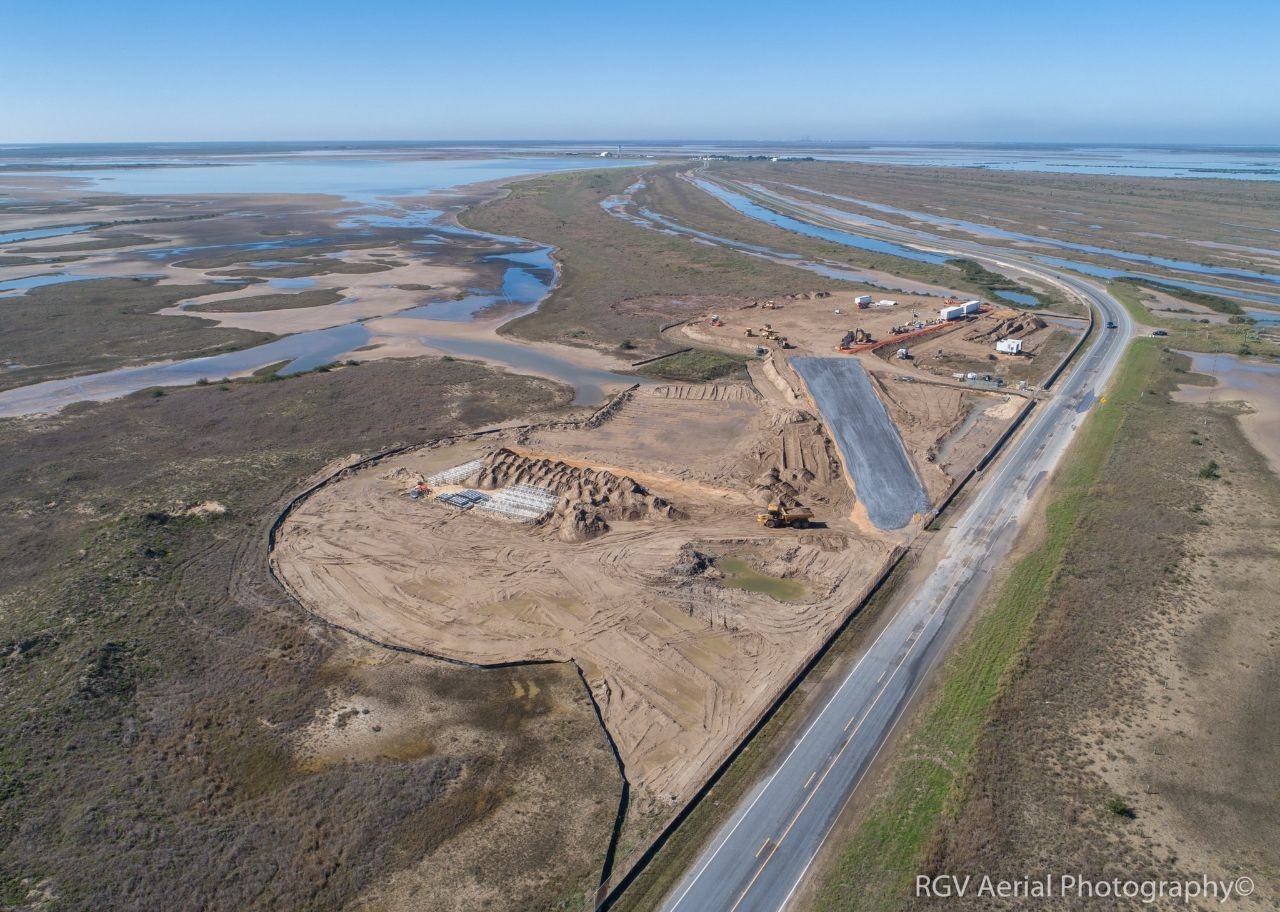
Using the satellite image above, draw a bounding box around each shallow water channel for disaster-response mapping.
[0,157,646,416]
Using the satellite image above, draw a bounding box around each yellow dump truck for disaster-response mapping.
[756,503,814,529]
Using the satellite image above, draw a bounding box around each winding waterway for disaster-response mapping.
[0,156,647,416]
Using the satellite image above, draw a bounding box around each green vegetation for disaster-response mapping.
[730,159,1280,286]
[1115,276,1244,315]
[182,288,346,313]
[717,558,807,602]
[637,349,747,382]
[460,167,860,355]
[0,358,619,911]
[1105,796,1137,819]
[947,257,1058,310]
[0,277,276,392]
[1110,280,1280,358]
[811,341,1160,912]
[643,171,962,291]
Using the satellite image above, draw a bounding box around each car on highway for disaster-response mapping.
[1152,329,1168,336]
[1105,320,1118,328]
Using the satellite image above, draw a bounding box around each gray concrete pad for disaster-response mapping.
[792,357,929,530]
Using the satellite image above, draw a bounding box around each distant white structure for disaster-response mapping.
[996,338,1023,354]
[941,300,982,321]
[876,299,898,307]
[854,294,873,306]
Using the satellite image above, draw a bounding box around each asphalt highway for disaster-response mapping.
[659,196,1134,912]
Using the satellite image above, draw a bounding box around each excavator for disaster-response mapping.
[756,502,814,529]
[838,327,872,349]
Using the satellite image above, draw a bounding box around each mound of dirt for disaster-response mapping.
[964,314,1047,344]
[671,543,723,580]
[382,466,425,485]
[476,448,685,540]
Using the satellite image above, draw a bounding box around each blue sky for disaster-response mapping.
[7,0,1278,143]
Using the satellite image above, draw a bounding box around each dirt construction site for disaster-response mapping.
[679,286,1070,388]
[272,303,1038,817]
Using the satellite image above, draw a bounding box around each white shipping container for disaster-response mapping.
[854,294,873,305]
[996,338,1023,354]
[941,305,963,321]
[962,300,982,315]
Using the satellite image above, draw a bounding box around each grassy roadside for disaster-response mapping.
[1110,280,1280,358]
[810,339,1158,912]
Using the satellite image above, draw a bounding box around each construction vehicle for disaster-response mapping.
[761,328,782,341]
[744,328,754,337]
[709,314,724,327]
[839,327,872,349]
[407,481,432,500]
[756,502,814,529]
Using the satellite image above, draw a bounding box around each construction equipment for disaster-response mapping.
[839,327,873,349]
[407,481,432,500]
[744,328,754,337]
[709,314,724,327]
[761,328,782,341]
[756,502,815,529]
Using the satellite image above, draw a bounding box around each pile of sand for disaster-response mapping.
[964,313,1047,344]
[475,448,685,541]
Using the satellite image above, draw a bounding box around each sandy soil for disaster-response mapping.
[1173,353,1280,477]
[867,373,1016,501]
[675,291,1026,503]
[292,647,619,912]
[1141,287,1232,324]
[1,183,643,401]
[1079,471,1280,906]
[678,288,967,359]
[272,384,897,810]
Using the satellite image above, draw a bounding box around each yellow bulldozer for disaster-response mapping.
[756,503,814,529]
